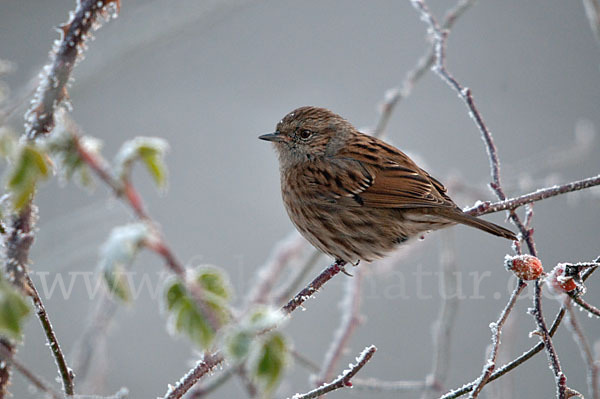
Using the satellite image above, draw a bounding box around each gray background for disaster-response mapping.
[1,0,599,398]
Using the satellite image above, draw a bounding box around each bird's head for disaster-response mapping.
[259,106,353,168]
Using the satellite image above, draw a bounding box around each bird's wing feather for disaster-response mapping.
[327,137,456,209]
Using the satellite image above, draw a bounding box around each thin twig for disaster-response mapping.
[291,349,321,374]
[565,298,599,399]
[287,345,376,399]
[582,0,600,48]
[170,260,348,399]
[71,290,118,392]
[162,352,224,399]
[282,260,347,315]
[571,294,600,317]
[424,231,460,396]
[465,174,600,217]
[469,280,527,398]
[0,339,13,399]
[25,0,120,139]
[189,366,236,398]
[0,344,62,399]
[441,266,597,398]
[410,0,538,253]
[353,377,428,391]
[315,268,363,385]
[24,272,74,396]
[274,249,321,305]
[73,128,222,330]
[246,232,306,306]
[373,0,476,137]
[531,280,567,398]
[2,205,35,397]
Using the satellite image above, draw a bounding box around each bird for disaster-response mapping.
[259,106,517,264]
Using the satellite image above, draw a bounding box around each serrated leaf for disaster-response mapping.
[250,333,288,393]
[98,223,150,302]
[7,144,50,210]
[114,137,168,189]
[0,280,30,341]
[164,266,232,349]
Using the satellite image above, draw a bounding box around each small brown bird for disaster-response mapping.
[259,106,516,264]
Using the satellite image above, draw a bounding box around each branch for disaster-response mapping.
[282,260,347,315]
[25,0,120,139]
[0,343,62,399]
[410,0,539,255]
[441,265,597,398]
[570,294,600,317]
[24,273,74,396]
[2,205,35,397]
[469,280,527,398]
[465,174,600,216]
[0,339,13,399]
[352,378,428,391]
[162,352,223,399]
[565,298,599,399]
[72,126,222,329]
[274,249,321,305]
[315,268,363,385]
[170,260,348,398]
[583,0,600,48]
[531,280,567,398]
[287,345,376,399]
[425,231,460,394]
[246,232,306,306]
[373,0,476,137]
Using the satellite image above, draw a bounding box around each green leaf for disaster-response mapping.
[224,330,253,361]
[250,333,288,394]
[0,280,30,341]
[164,266,232,349]
[7,144,50,210]
[223,305,284,365]
[44,123,101,189]
[114,137,168,189]
[98,223,150,302]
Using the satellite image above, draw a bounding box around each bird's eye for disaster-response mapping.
[299,129,312,140]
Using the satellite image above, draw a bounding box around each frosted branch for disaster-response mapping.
[315,268,364,385]
[287,345,376,399]
[565,298,599,399]
[465,174,600,217]
[25,0,120,139]
[161,352,223,399]
[0,343,62,399]
[469,280,527,398]
[282,260,347,315]
[373,0,476,137]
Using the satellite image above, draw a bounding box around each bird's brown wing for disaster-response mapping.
[331,139,456,209]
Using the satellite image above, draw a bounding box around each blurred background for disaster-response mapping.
[1,0,599,398]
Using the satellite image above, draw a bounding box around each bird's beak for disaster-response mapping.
[258,131,284,142]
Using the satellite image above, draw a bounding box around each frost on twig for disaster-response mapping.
[288,345,376,399]
[315,268,363,386]
[373,0,476,137]
[25,0,120,139]
[469,280,527,398]
[564,298,599,399]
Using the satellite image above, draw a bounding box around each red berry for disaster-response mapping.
[504,255,543,280]
[547,263,578,294]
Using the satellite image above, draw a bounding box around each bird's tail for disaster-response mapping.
[444,210,518,241]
